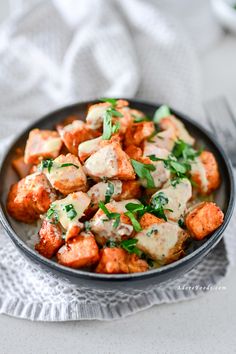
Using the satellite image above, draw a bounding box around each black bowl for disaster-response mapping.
[0,100,234,290]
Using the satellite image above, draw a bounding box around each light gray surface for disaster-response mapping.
[1,1,236,353]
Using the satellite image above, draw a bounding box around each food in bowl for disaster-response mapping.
[6,99,224,274]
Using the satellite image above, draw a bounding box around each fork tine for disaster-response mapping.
[204,97,236,166]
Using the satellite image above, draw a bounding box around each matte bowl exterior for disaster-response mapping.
[0,100,234,291]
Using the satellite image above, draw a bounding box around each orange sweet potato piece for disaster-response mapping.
[35,220,64,259]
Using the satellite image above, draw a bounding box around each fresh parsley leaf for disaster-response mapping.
[59,163,79,169]
[84,221,91,232]
[125,202,145,213]
[102,110,113,140]
[40,159,53,173]
[132,114,150,123]
[100,98,117,107]
[98,201,120,229]
[64,204,77,220]
[111,121,120,134]
[131,159,156,189]
[147,131,158,143]
[178,217,185,228]
[172,139,201,161]
[46,205,59,224]
[105,181,115,203]
[125,211,142,232]
[150,192,170,221]
[106,240,117,248]
[153,105,170,123]
[120,239,142,256]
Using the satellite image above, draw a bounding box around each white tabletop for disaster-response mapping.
[1,3,236,354]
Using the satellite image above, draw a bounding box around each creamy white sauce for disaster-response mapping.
[78,136,102,160]
[190,157,208,193]
[62,120,84,133]
[143,143,169,159]
[50,192,90,230]
[88,180,122,204]
[151,128,175,151]
[84,144,118,178]
[86,105,109,130]
[136,222,180,261]
[168,116,195,145]
[151,179,192,221]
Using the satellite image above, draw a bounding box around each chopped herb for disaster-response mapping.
[125,202,145,213]
[120,238,142,256]
[131,159,156,189]
[178,218,185,228]
[125,211,142,232]
[100,98,117,107]
[105,181,115,203]
[59,163,79,169]
[40,159,53,173]
[84,221,91,232]
[98,201,120,228]
[106,240,117,248]
[46,205,59,224]
[172,139,202,161]
[146,228,158,237]
[150,192,170,221]
[64,204,77,220]
[132,114,150,123]
[147,131,158,142]
[102,107,123,140]
[153,105,170,123]
[111,121,120,134]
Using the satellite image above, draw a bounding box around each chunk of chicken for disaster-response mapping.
[35,220,64,258]
[159,115,195,145]
[57,232,99,268]
[42,153,87,195]
[185,202,224,240]
[136,219,188,264]
[12,156,33,179]
[84,141,135,181]
[95,248,148,274]
[7,172,56,223]
[191,151,220,195]
[151,179,192,222]
[124,121,155,147]
[87,180,141,213]
[57,120,100,156]
[78,136,102,163]
[86,100,129,130]
[148,126,176,151]
[47,192,91,240]
[90,199,139,245]
[24,129,62,164]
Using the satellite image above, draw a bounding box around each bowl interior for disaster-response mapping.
[0,100,234,281]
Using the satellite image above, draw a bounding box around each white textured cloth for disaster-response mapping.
[0,0,235,321]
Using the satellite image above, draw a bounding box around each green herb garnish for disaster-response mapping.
[64,204,77,220]
[102,107,123,140]
[106,240,117,248]
[124,211,142,232]
[100,98,117,107]
[120,238,142,256]
[40,159,53,173]
[105,181,115,203]
[84,221,91,232]
[153,105,170,123]
[59,163,79,169]
[98,201,120,228]
[46,205,59,224]
[131,159,156,188]
[150,192,170,221]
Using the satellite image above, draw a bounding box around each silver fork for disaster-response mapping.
[204,96,236,166]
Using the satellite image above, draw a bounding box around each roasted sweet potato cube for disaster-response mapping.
[57,233,99,268]
[12,156,33,179]
[35,220,64,258]
[84,142,135,180]
[124,121,155,147]
[191,151,220,195]
[57,120,100,156]
[7,172,56,223]
[95,248,148,274]
[24,129,62,164]
[124,145,143,160]
[139,213,164,229]
[42,153,87,195]
[117,181,142,201]
[185,202,224,240]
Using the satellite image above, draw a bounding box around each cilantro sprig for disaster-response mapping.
[59,163,79,169]
[63,204,77,220]
[46,205,59,224]
[40,159,53,173]
[120,239,142,256]
[105,181,115,203]
[131,159,156,189]
[101,98,123,140]
[99,201,120,228]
